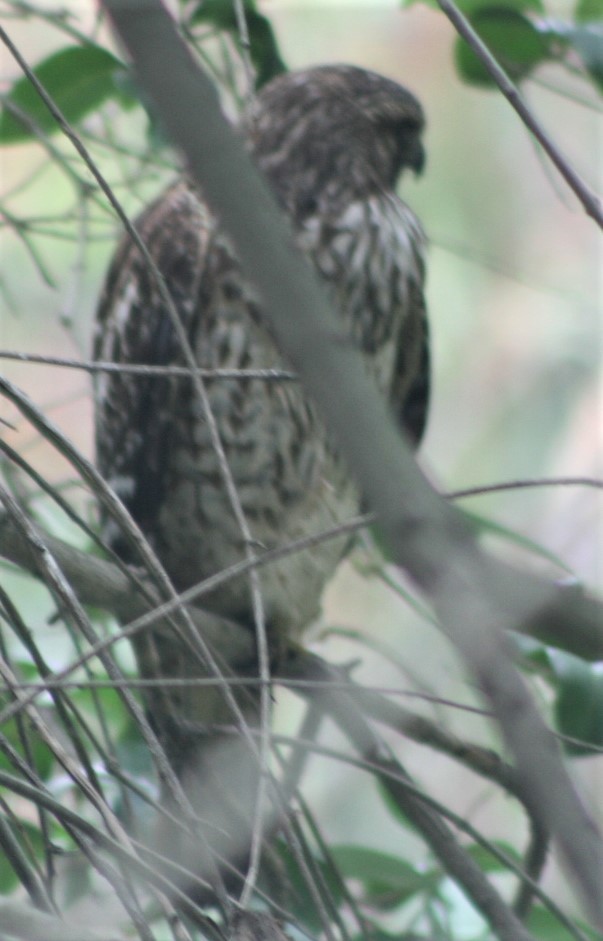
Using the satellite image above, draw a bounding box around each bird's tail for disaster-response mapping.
[132,616,267,904]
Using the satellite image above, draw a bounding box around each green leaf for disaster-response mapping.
[513,634,558,670]
[460,508,574,572]
[331,846,438,908]
[0,45,130,145]
[528,905,603,940]
[550,651,603,754]
[402,0,544,12]
[190,0,287,87]
[0,675,54,781]
[0,817,44,893]
[575,0,603,22]
[271,840,344,931]
[465,840,522,873]
[454,9,550,86]
[566,23,603,91]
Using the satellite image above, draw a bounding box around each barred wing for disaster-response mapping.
[93,180,215,558]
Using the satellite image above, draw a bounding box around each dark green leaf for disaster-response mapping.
[0,45,130,145]
[454,9,550,85]
[575,0,603,22]
[0,685,54,781]
[513,634,558,672]
[116,718,155,777]
[402,0,544,12]
[270,840,344,931]
[528,905,603,940]
[0,817,44,893]
[551,651,603,754]
[331,846,438,908]
[190,0,286,87]
[566,23,603,91]
[465,840,522,873]
[0,842,19,893]
[460,508,573,572]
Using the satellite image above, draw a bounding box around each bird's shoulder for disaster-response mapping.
[94,180,218,363]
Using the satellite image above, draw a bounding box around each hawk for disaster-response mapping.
[93,64,429,897]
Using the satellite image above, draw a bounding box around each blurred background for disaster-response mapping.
[1,0,601,933]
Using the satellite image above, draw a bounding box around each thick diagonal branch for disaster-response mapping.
[99,1,603,925]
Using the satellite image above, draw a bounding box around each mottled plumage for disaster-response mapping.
[93,64,429,896]
[94,65,428,632]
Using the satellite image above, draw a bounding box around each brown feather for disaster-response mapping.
[92,63,429,899]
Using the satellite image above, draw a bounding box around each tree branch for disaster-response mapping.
[0,507,253,664]
[98,0,603,924]
[1,506,597,937]
[284,654,536,941]
[436,0,603,227]
[2,505,602,667]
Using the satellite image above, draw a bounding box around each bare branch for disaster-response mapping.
[0,771,224,937]
[435,0,603,227]
[3,500,602,666]
[2,503,597,937]
[98,0,603,923]
[448,477,603,498]
[0,349,295,381]
[283,655,536,941]
[0,901,124,941]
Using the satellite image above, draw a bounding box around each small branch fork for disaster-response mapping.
[0,486,600,937]
[1,0,602,934]
[435,0,603,227]
[1,359,602,935]
[0,509,550,941]
[97,0,603,927]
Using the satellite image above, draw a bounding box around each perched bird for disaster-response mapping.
[93,63,429,899]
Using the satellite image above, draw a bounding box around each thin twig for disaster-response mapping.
[0,349,295,380]
[0,771,225,938]
[0,375,263,814]
[448,477,603,497]
[3,25,274,892]
[263,724,584,938]
[0,32,272,807]
[232,0,256,102]
[436,0,603,227]
[99,1,603,922]
[2,499,603,687]
[278,679,537,939]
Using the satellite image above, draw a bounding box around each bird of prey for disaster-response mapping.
[93,63,429,899]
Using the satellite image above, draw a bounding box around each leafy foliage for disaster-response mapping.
[0,45,132,144]
[0,0,285,147]
[2,0,600,153]
[453,8,550,84]
[401,0,603,92]
[527,906,603,941]
[0,0,601,938]
[517,640,603,754]
[189,0,287,87]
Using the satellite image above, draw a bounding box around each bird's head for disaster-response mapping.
[245,64,425,219]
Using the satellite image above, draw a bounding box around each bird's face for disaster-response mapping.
[246,64,426,217]
[326,67,426,179]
